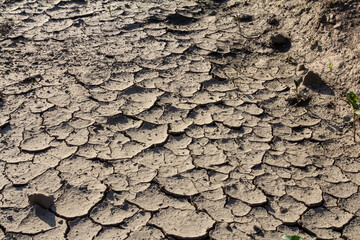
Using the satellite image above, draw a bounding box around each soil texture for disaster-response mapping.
[1,0,360,239]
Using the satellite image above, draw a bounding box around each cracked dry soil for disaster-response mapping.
[1,0,360,239]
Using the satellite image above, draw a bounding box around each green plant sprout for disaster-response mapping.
[286,56,296,64]
[234,15,241,21]
[328,62,333,71]
[293,77,302,104]
[234,15,241,32]
[282,235,306,240]
[346,92,360,141]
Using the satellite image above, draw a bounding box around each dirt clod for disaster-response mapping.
[297,64,306,71]
[303,70,322,86]
[28,193,55,209]
[270,33,291,46]
[236,13,253,22]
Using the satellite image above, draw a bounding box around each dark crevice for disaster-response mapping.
[0,224,6,234]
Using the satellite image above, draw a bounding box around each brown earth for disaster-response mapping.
[0,0,360,239]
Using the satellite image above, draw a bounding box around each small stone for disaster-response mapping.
[328,14,336,24]
[303,70,322,86]
[270,33,290,46]
[28,193,54,209]
[310,41,319,50]
[297,64,305,71]
[334,23,342,29]
[267,16,279,25]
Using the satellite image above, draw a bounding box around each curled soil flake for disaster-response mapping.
[149,207,215,239]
